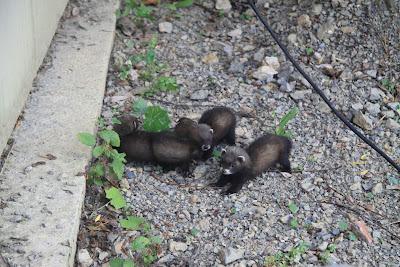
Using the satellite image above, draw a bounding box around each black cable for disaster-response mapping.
[247,0,400,172]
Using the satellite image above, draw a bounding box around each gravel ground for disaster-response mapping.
[77,0,400,266]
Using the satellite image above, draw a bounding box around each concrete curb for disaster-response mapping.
[0,0,118,266]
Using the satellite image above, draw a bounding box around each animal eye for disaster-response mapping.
[210,128,214,134]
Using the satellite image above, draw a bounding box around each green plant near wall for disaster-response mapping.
[117,0,154,33]
[132,98,171,132]
[110,216,163,266]
[78,129,126,185]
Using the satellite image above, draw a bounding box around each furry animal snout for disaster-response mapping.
[223,169,232,175]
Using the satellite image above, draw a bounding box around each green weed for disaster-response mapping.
[265,241,309,267]
[381,78,396,95]
[78,129,126,185]
[131,98,172,132]
[275,107,299,138]
[111,216,162,266]
[305,47,314,56]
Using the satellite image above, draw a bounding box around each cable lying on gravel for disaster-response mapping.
[247,0,400,173]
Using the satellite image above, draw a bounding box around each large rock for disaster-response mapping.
[264,56,280,71]
[365,102,380,116]
[220,247,245,264]
[159,22,173,33]
[352,111,373,130]
[191,90,209,100]
[369,88,384,101]
[77,249,93,267]
[252,65,276,80]
[215,0,232,11]
[169,241,188,252]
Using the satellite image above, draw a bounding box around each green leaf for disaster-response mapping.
[143,254,157,265]
[110,258,135,267]
[89,163,105,178]
[136,4,153,19]
[93,177,104,186]
[148,35,158,49]
[338,220,348,232]
[327,244,336,253]
[288,202,299,214]
[131,236,150,252]
[105,187,126,209]
[150,236,162,244]
[112,117,122,125]
[92,146,105,158]
[290,218,299,229]
[190,228,200,237]
[132,98,148,116]
[112,158,125,180]
[165,3,177,10]
[276,107,299,137]
[120,216,150,231]
[78,132,96,147]
[122,260,135,267]
[110,258,124,267]
[143,106,171,132]
[305,47,314,56]
[115,9,122,18]
[175,0,193,8]
[99,130,120,147]
[153,76,178,92]
[145,49,155,64]
[98,117,106,129]
[212,149,222,159]
[130,54,144,65]
[348,231,357,241]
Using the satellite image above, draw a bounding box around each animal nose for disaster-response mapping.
[202,145,211,151]
[223,169,231,175]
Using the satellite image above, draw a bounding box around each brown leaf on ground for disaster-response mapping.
[349,216,374,244]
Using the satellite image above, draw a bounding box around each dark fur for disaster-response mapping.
[198,107,236,158]
[118,130,201,173]
[174,118,213,152]
[213,134,292,194]
[113,114,139,137]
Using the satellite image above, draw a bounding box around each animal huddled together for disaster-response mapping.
[115,107,292,194]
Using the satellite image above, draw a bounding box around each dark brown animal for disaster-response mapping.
[212,134,292,194]
[198,107,236,159]
[113,114,139,137]
[118,130,201,173]
[174,117,214,152]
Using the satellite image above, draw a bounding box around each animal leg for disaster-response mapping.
[226,126,236,145]
[210,174,230,187]
[279,154,291,173]
[201,149,213,160]
[178,162,192,177]
[225,178,246,194]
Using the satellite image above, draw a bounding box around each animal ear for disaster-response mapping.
[237,156,246,163]
[221,148,226,154]
[209,128,214,134]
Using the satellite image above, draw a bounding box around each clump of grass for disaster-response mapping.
[265,241,309,267]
